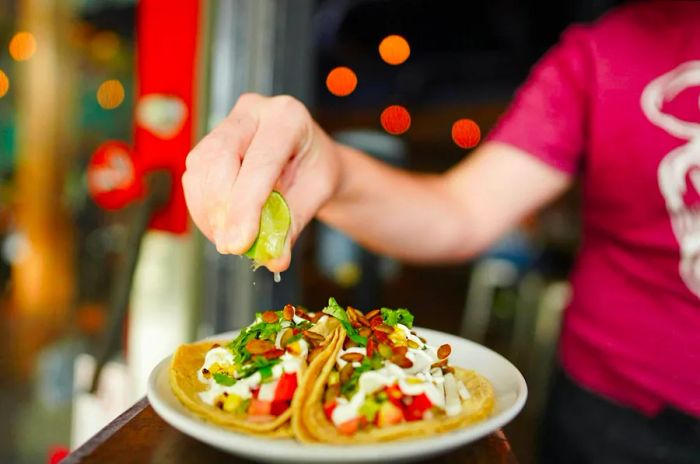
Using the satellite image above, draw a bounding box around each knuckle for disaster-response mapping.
[271,94,306,115]
[238,92,262,105]
[181,169,191,188]
[184,150,199,171]
[224,112,257,139]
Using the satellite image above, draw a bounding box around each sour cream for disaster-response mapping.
[198,371,261,404]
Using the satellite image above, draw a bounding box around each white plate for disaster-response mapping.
[148,327,527,464]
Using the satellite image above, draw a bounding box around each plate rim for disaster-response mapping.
[147,327,527,463]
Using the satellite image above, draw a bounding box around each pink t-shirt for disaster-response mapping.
[488,1,700,417]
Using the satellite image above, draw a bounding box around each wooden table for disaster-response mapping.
[64,398,518,463]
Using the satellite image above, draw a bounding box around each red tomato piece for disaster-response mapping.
[248,399,272,416]
[404,393,432,421]
[374,331,388,343]
[377,401,404,427]
[274,372,298,402]
[366,338,376,358]
[337,417,360,435]
[385,384,403,405]
[323,400,337,420]
[270,400,290,416]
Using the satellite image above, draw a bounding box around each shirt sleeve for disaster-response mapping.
[487,25,593,175]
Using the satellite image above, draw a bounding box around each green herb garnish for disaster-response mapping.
[322,297,350,323]
[380,307,414,328]
[286,332,303,345]
[213,372,236,386]
[238,355,281,381]
[323,297,368,346]
[223,308,296,380]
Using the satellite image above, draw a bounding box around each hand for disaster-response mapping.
[182,93,341,272]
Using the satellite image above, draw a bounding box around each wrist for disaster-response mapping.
[317,141,356,220]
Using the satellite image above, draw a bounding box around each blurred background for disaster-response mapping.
[0,0,624,462]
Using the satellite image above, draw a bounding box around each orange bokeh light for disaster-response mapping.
[97,79,125,109]
[9,32,37,61]
[379,35,410,65]
[326,66,357,97]
[452,118,481,149]
[380,105,411,135]
[0,70,9,98]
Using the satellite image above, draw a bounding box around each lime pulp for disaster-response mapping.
[244,191,291,269]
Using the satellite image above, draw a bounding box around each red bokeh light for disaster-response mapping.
[380,105,411,135]
[451,118,481,148]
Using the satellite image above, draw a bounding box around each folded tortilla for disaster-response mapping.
[170,319,340,437]
[292,331,495,444]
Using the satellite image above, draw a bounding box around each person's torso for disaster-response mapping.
[561,0,700,417]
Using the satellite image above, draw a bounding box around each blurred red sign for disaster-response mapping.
[134,0,201,234]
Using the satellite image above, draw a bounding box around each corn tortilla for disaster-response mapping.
[292,331,495,444]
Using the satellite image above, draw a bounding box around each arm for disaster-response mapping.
[182,93,570,271]
[319,140,571,263]
[319,24,591,263]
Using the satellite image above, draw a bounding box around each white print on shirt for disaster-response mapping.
[641,61,700,299]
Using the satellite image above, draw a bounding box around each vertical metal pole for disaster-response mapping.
[202,0,314,333]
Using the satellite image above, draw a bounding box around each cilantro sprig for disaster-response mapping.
[213,372,236,386]
[380,307,414,328]
[323,297,368,346]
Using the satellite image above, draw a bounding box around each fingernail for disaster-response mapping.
[229,230,247,254]
[214,229,228,254]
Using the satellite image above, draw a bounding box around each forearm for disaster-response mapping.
[317,144,481,263]
[318,141,572,264]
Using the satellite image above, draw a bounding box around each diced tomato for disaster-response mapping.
[377,401,403,428]
[359,415,368,428]
[270,400,290,416]
[374,330,388,343]
[274,372,298,402]
[337,417,360,435]
[323,400,337,420]
[404,393,432,421]
[366,338,376,358]
[248,399,272,416]
[385,384,403,406]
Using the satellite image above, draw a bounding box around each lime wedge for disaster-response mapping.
[244,191,291,267]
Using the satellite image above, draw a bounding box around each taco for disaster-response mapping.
[293,299,495,443]
[170,304,340,437]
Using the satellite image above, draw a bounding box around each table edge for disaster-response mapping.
[63,397,149,464]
